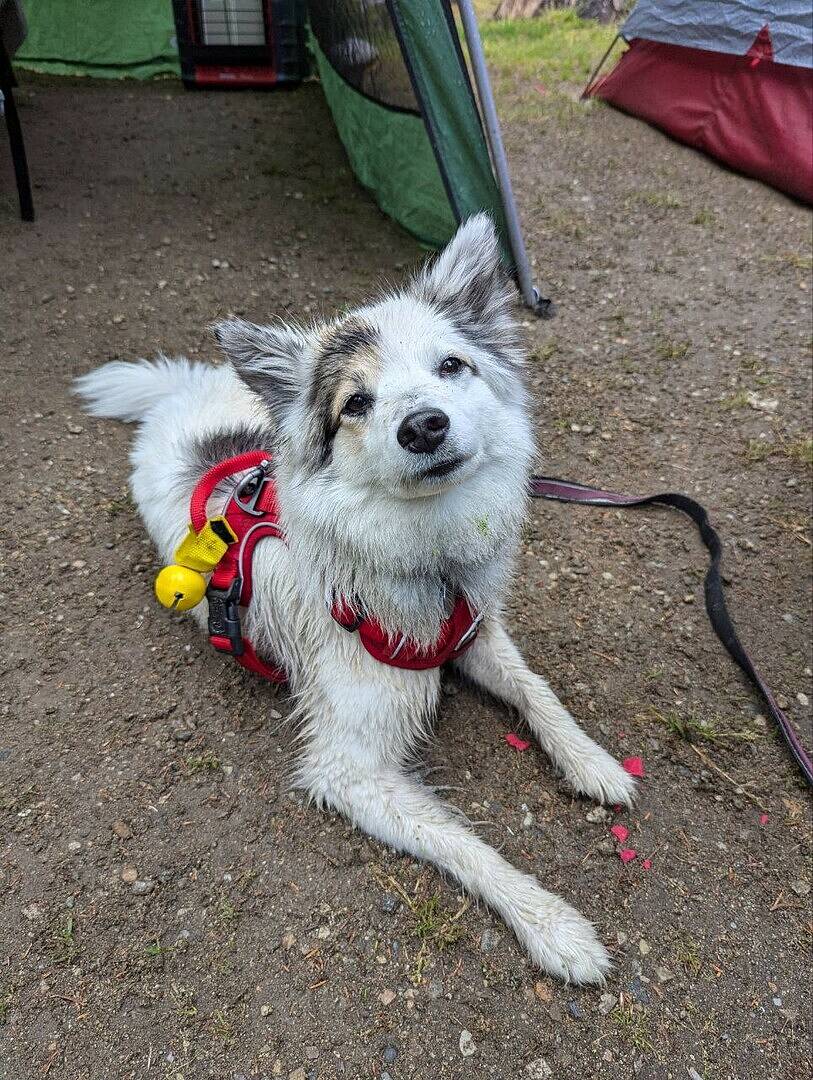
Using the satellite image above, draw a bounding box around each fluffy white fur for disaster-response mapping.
[75,215,635,983]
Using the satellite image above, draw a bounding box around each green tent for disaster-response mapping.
[11,0,548,312]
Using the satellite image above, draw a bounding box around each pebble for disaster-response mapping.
[459,1029,476,1057]
[638,938,651,956]
[654,965,675,983]
[112,820,133,839]
[289,1070,306,1080]
[567,1000,585,1020]
[599,992,618,1015]
[791,880,810,896]
[522,811,534,828]
[585,806,610,823]
[66,423,83,434]
[171,727,193,742]
[120,865,138,884]
[379,893,399,915]
[260,1005,272,1016]
[525,1060,553,1079]
[67,841,82,855]
[797,692,809,706]
[480,927,499,953]
[379,989,396,1007]
[382,1046,398,1064]
[628,976,651,1005]
[688,1069,704,1080]
[131,879,155,895]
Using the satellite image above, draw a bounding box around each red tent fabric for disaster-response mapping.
[589,31,813,204]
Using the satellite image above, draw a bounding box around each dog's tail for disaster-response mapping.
[74,356,209,423]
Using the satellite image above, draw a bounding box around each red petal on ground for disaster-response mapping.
[610,824,629,843]
[619,848,637,864]
[623,756,645,777]
[642,858,652,870]
[759,814,769,826]
[504,733,531,752]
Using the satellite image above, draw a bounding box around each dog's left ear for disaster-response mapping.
[214,318,308,425]
[413,213,520,358]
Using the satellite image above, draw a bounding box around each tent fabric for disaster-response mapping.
[308,0,513,265]
[14,0,180,79]
[310,36,457,249]
[622,0,813,68]
[592,37,813,203]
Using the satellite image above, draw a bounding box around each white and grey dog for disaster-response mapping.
[76,215,635,984]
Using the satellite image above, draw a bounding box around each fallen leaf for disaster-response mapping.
[610,824,629,843]
[505,733,531,752]
[623,756,645,778]
[619,848,637,864]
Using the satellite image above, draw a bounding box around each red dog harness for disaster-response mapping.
[191,451,483,682]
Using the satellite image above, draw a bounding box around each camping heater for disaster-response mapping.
[172,0,307,88]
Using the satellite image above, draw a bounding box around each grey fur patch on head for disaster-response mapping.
[304,317,380,470]
[214,318,309,427]
[186,423,275,487]
[410,213,523,369]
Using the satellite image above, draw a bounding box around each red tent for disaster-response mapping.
[586,1,813,204]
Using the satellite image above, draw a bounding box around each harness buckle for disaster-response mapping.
[454,612,484,653]
[233,462,271,517]
[207,577,244,656]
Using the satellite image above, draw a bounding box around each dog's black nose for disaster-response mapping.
[397,409,450,454]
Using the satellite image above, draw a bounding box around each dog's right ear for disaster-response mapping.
[214,318,307,424]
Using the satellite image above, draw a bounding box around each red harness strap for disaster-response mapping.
[190,452,483,681]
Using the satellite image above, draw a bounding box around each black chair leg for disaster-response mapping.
[1,41,33,221]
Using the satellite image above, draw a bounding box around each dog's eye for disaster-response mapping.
[342,393,371,417]
[439,356,465,377]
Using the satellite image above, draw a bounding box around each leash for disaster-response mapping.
[529,475,813,788]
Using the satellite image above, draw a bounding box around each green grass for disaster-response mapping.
[478,8,617,87]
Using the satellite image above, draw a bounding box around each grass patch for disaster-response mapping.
[478,8,616,86]
[643,706,762,746]
[786,437,813,467]
[374,871,470,987]
[655,337,691,361]
[612,1003,653,1051]
[0,983,15,1024]
[185,750,222,774]
[720,390,751,411]
[691,207,716,227]
[743,436,813,467]
[674,933,704,978]
[51,914,79,964]
[639,189,684,211]
[217,896,239,924]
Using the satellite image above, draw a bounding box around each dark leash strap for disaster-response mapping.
[529,475,813,788]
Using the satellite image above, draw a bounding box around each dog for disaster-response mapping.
[75,214,635,984]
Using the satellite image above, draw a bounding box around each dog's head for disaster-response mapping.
[215,214,532,500]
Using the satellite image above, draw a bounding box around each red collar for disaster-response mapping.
[191,451,482,682]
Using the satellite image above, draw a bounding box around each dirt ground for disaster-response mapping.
[1,71,811,1080]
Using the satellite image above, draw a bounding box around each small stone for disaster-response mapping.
[790,880,810,897]
[379,989,396,1007]
[654,965,675,983]
[459,1029,476,1057]
[67,841,82,855]
[522,811,534,828]
[382,1046,398,1064]
[260,1004,272,1016]
[288,1070,306,1080]
[628,975,651,1005]
[616,931,628,945]
[112,820,132,839]
[602,1049,614,1062]
[71,559,87,569]
[121,865,138,884]
[638,938,651,956]
[688,1069,704,1080]
[379,894,399,915]
[586,806,610,823]
[112,314,125,324]
[599,992,618,1015]
[533,980,553,1003]
[567,1000,585,1020]
[304,1046,318,1061]
[796,692,809,706]
[316,926,331,939]
[525,1059,553,1079]
[281,932,296,949]
[171,727,193,742]
[131,879,155,895]
[67,423,83,435]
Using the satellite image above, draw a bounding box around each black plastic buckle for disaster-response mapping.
[207,577,244,657]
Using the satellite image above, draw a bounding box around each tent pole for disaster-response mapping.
[456,0,552,317]
[581,33,620,99]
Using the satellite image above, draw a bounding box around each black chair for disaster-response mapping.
[1,0,33,221]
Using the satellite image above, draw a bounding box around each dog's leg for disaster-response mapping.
[454,618,636,806]
[297,738,612,984]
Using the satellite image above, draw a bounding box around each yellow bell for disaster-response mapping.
[155,564,207,611]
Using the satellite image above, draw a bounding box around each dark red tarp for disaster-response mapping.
[589,35,813,204]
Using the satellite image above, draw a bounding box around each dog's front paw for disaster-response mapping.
[563,744,637,807]
[518,902,612,985]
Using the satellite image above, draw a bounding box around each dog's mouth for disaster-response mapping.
[418,455,469,482]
